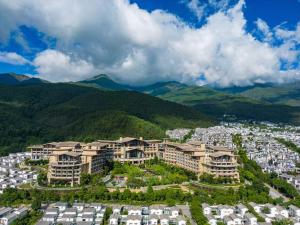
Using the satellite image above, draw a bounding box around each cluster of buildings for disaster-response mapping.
[240,128,300,174]
[0,152,37,194]
[0,206,28,225]
[29,137,240,186]
[279,174,300,192]
[36,203,188,225]
[203,203,255,225]
[175,123,300,189]
[223,122,300,174]
[248,202,300,224]
[190,126,235,149]
[37,202,106,225]
[109,205,186,225]
[166,129,191,141]
[203,203,300,225]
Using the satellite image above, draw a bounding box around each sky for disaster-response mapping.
[0,0,299,87]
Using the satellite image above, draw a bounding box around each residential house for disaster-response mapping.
[126,215,142,225]
[244,213,257,225]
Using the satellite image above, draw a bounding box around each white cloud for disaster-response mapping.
[255,18,273,42]
[33,49,98,82]
[184,0,233,21]
[186,0,206,20]
[0,0,299,87]
[0,51,30,65]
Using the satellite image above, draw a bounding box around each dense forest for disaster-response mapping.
[0,83,214,155]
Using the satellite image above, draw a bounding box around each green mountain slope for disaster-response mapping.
[135,81,188,96]
[216,82,300,107]
[0,83,214,155]
[238,82,300,106]
[154,85,300,124]
[0,73,46,85]
[79,75,300,124]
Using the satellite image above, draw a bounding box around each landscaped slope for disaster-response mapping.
[0,83,214,155]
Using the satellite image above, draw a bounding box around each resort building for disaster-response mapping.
[163,141,239,181]
[95,137,161,164]
[46,138,160,185]
[29,142,83,160]
[33,137,239,185]
[48,142,115,186]
[48,151,89,186]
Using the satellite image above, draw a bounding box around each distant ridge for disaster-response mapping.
[78,74,300,125]
[0,73,47,85]
[213,82,300,107]
[213,83,275,94]
[77,74,132,91]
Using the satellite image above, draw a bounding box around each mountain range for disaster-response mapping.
[218,82,300,107]
[0,73,47,85]
[1,72,300,155]
[76,74,300,124]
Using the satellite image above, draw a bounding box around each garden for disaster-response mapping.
[110,158,197,188]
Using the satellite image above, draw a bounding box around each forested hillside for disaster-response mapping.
[0,83,214,155]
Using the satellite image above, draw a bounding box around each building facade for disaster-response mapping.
[29,142,83,160]
[96,137,160,164]
[48,151,89,186]
[163,141,239,181]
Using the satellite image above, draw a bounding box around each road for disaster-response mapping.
[265,183,290,202]
[178,204,197,225]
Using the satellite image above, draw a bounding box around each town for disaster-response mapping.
[1,124,300,225]
[168,122,300,192]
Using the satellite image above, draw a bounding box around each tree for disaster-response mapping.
[31,198,41,211]
[272,219,293,225]
[262,207,270,214]
[103,207,112,224]
[80,173,91,186]
[37,172,47,186]
[190,197,208,225]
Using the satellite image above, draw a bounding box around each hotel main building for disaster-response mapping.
[29,137,239,186]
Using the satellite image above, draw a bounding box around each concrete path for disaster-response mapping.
[265,183,290,202]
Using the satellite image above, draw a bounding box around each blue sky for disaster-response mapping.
[0,0,299,86]
[131,0,300,28]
